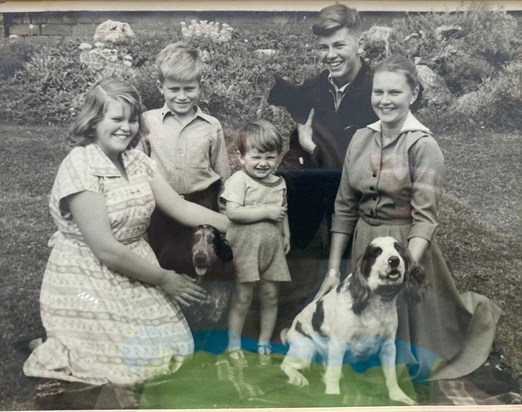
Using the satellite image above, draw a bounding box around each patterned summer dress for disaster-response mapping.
[23,144,194,386]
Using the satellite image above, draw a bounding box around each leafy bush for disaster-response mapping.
[389,3,520,96]
[0,27,317,137]
[452,61,522,131]
[0,38,36,80]
[0,39,96,124]
[0,4,520,135]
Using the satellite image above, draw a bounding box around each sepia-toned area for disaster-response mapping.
[0,1,520,410]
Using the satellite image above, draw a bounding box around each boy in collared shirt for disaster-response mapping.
[140,42,230,265]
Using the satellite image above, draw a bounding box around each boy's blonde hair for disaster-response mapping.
[237,119,283,156]
[156,42,203,83]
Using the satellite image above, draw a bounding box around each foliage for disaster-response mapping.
[0,5,520,135]
[389,3,520,96]
[0,39,97,124]
[0,37,36,80]
[451,61,522,131]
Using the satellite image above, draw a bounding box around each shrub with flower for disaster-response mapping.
[181,20,233,43]
[79,41,135,79]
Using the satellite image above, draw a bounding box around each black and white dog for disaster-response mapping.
[281,236,425,405]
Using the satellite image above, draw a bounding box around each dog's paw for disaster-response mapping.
[288,373,309,388]
[282,367,309,388]
[389,389,416,405]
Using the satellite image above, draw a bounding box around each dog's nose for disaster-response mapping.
[194,253,209,265]
[388,256,400,268]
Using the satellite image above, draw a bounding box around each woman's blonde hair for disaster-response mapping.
[69,78,145,148]
[374,55,420,92]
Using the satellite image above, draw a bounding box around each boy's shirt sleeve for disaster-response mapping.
[210,123,231,182]
[221,171,246,206]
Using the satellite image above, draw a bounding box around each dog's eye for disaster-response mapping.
[394,242,403,252]
[373,246,382,256]
[193,234,202,242]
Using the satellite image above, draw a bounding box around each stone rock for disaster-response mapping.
[361,26,395,62]
[434,25,463,41]
[255,49,276,57]
[93,19,135,43]
[416,64,452,107]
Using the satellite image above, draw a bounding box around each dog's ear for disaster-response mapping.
[214,229,233,262]
[349,255,371,315]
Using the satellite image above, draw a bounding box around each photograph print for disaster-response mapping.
[0,0,520,410]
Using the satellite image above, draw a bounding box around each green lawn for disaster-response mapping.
[0,124,520,409]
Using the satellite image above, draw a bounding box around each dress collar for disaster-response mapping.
[367,111,431,135]
[85,143,144,177]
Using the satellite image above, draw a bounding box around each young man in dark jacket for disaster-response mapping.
[268,4,378,332]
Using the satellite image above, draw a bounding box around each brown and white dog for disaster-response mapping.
[281,236,425,405]
[157,224,235,331]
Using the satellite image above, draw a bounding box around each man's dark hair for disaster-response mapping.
[312,4,362,36]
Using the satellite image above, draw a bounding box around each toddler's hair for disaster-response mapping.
[373,55,420,91]
[312,4,361,37]
[156,42,203,83]
[237,119,283,156]
[69,78,145,147]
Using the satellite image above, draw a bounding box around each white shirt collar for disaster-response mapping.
[327,72,351,93]
[160,103,212,124]
[367,111,430,134]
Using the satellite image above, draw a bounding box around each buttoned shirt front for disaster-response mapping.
[139,104,230,195]
[332,112,444,242]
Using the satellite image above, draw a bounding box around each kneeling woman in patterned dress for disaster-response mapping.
[23,78,228,386]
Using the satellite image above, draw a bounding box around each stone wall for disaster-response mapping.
[2,10,406,40]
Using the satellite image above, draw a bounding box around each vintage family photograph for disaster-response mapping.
[0,0,520,410]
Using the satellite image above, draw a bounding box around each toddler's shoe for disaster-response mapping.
[226,349,249,368]
[257,343,272,367]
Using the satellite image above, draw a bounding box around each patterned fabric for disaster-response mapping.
[24,144,193,386]
[139,104,230,195]
[221,170,291,283]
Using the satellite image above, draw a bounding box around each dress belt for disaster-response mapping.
[360,213,412,226]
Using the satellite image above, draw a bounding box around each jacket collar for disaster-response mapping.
[321,58,372,94]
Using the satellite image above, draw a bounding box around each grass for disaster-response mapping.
[0,124,520,409]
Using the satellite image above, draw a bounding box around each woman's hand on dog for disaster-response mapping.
[161,270,207,306]
[315,271,339,300]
